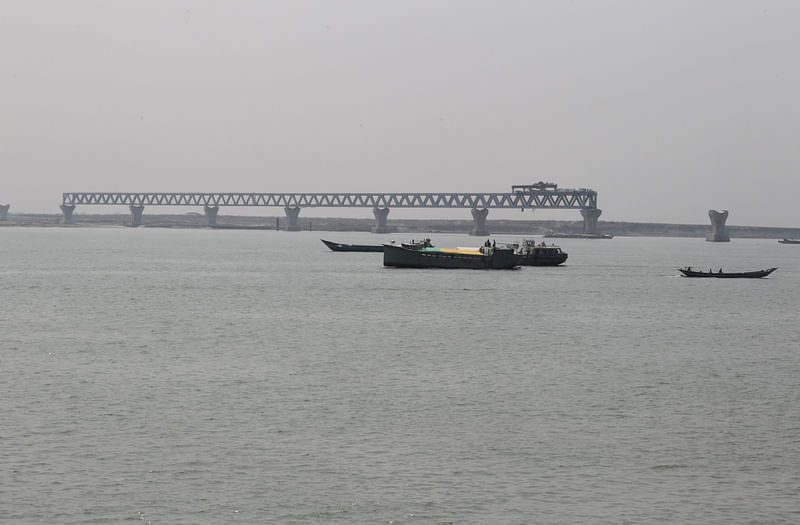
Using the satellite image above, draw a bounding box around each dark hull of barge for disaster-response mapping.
[383,244,520,269]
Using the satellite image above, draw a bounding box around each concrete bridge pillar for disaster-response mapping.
[581,208,602,235]
[60,204,75,224]
[204,205,219,227]
[706,209,730,242]
[129,205,144,227]
[284,206,301,231]
[372,206,390,233]
[0,204,9,220]
[469,208,489,236]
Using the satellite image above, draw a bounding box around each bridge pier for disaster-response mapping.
[60,204,75,224]
[204,205,219,227]
[581,208,602,235]
[0,204,8,220]
[706,209,730,242]
[129,205,144,227]
[372,207,390,233]
[284,206,301,231]
[469,208,489,236]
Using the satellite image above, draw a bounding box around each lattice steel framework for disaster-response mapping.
[62,190,597,209]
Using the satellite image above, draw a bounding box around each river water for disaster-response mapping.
[1,227,798,524]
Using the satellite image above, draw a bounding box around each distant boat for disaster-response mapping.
[544,233,613,239]
[213,224,270,230]
[321,239,383,252]
[383,244,520,269]
[678,267,777,278]
[401,238,434,249]
[778,238,800,244]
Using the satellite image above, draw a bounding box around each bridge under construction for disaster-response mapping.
[58,184,602,235]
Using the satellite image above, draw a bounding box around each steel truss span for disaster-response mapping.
[62,191,597,209]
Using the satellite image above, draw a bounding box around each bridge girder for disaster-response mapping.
[62,191,598,210]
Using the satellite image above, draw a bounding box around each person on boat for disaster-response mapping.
[719,268,723,273]
[686,266,692,271]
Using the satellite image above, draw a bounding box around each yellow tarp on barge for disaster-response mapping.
[423,247,484,255]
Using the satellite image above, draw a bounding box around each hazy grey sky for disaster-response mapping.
[2,1,798,226]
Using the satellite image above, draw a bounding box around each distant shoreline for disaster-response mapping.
[2,213,799,239]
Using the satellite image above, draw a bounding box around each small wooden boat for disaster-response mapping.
[321,239,383,252]
[678,267,777,278]
[778,238,800,244]
[512,239,568,266]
